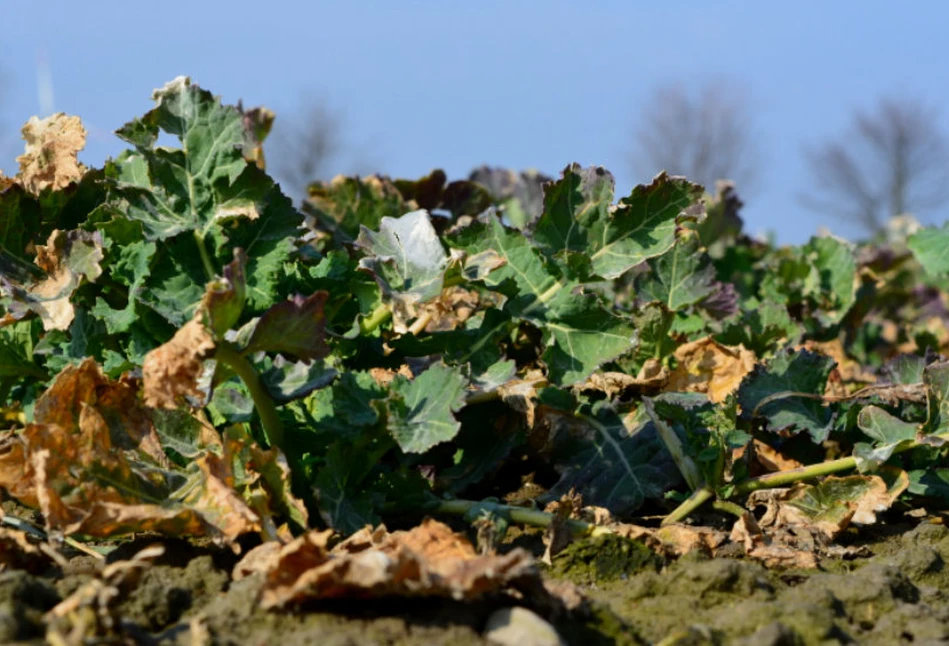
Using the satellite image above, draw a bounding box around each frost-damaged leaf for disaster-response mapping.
[737,348,836,442]
[242,291,329,361]
[635,233,719,312]
[854,405,918,471]
[16,113,88,195]
[665,337,755,403]
[0,360,262,541]
[5,229,104,331]
[240,519,539,607]
[110,77,263,241]
[357,209,451,332]
[752,471,909,540]
[542,401,678,516]
[142,319,215,409]
[908,222,949,276]
[387,362,467,453]
[533,166,703,280]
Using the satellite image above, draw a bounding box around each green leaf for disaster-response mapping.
[307,371,386,440]
[311,441,387,534]
[211,173,302,313]
[805,236,856,325]
[908,469,949,501]
[543,401,678,516]
[541,293,637,386]
[113,77,253,240]
[854,405,918,471]
[91,238,155,334]
[635,234,718,312]
[0,321,45,379]
[533,166,702,280]
[449,214,635,385]
[199,250,246,338]
[737,348,836,442]
[261,357,337,404]
[307,174,407,241]
[243,291,329,361]
[908,222,949,276]
[387,362,467,453]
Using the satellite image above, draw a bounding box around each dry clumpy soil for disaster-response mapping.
[3,517,949,644]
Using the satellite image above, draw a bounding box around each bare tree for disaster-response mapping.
[268,96,348,202]
[632,81,760,194]
[802,97,949,236]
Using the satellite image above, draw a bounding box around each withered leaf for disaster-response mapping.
[666,336,755,403]
[143,319,215,409]
[256,519,539,608]
[16,113,88,195]
[0,360,270,542]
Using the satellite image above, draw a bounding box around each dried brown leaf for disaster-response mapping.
[16,113,87,195]
[577,366,670,398]
[143,319,215,409]
[0,360,262,542]
[259,519,539,608]
[418,286,485,332]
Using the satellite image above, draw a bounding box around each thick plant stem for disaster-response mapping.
[193,231,217,280]
[431,499,612,538]
[214,343,285,453]
[734,457,858,495]
[661,488,714,526]
[712,500,748,519]
[359,304,392,335]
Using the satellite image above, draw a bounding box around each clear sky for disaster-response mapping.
[2,1,948,243]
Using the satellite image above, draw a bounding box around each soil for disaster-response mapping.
[4,510,949,645]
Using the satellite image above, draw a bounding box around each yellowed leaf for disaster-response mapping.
[666,337,755,403]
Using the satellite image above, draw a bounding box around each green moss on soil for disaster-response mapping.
[551,533,663,585]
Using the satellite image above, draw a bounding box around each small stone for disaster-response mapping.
[484,606,565,646]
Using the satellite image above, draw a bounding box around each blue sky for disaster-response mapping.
[2,1,948,243]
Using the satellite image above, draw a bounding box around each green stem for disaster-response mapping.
[662,488,714,526]
[359,304,392,335]
[734,457,857,495]
[428,499,612,538]
[193,231,217,280]
[712,500,748,519]
[214,342,285,452]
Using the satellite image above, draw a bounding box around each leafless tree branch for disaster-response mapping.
[631,81,760,195]
[268,96,347,202]
[801,97,949,236]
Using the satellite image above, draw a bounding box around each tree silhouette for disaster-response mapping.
[802,97,949,236]
[632,81,760,194]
